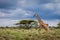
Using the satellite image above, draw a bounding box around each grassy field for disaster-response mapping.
[0,28,60,40]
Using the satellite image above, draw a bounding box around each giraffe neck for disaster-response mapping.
[35,14,44,24]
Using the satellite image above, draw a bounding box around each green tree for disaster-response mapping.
[15,20,38,29]
[57,22,60,28]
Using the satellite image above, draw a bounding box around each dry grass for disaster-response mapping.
[0,28,60,40]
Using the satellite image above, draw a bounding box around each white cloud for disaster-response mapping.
[10,8,33,17]
[39,3,60,15]
[0,12,5,17]
[43,19,60,26]
[17,0,38,9]
[0,19,19,27]
[54,0,60,3]
[0,8,34,18]
[39,3,54,10]
[1,0,60,17]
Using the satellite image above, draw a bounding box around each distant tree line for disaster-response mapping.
[0,20,60,29]
[15,20,38,29]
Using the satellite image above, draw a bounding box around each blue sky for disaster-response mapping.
[0,0,60,26]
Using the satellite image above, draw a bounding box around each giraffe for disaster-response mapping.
[34,13,49,31]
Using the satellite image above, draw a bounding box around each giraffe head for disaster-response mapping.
[46,24,48,26]
[34,13,38,17]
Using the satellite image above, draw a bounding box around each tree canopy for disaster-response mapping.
[15,20,38,29]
